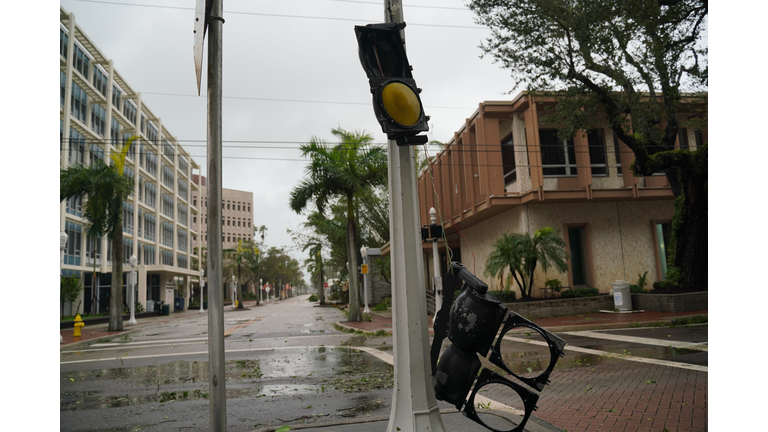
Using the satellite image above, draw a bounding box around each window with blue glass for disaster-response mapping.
[123,133,136,159]
[123,238,134,264]
[66,195,82,217]
[64,221,82,266]
[111,118,120,146]
[143,244,156,265]
[163,194,174,218]
[89,144,105,167]
[178,178,188,201]
[91,103,106,137]
[112,85,121,110]
[60,71,67,107]
[161,250,174,266]
[162,222,174,248]
[123,101,137,125]
[178,229,188,252]
[163,166,174,190]
[177,254,188,269]
[178,203,188,226]
[144,181,157,209]
[92,67,107,96]
[147,123,159,145]
[122,202,134,234]
[69,127,85,166]
[71,82,88,123]
[60,29,68,58]
[178,155,188,177]
[144,212,156,241]
[163,140,174,160]
[86,235,102,266]
[73,44,90,79]
[144,150,158,177]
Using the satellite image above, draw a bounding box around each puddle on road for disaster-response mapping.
[61,347,395,411]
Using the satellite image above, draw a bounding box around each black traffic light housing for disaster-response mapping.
[354,22,429,146]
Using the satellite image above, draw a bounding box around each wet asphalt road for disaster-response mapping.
[60,297,708,432]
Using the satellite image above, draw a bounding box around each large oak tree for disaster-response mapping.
[469,0,708,291]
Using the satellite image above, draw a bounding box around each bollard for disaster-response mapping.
[73,314,84,338]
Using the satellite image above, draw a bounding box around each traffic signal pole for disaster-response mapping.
[384,2,446,432]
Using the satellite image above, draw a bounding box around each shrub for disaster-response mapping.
[373,302,388,311]
[544,279,562,291]
[308,294,318,302]
[630,284,644,293]
[487,290,516,302]
[560,287,600,298]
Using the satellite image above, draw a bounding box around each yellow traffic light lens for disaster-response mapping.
[381,82,421,126]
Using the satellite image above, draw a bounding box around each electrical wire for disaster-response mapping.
[72,0,484,30]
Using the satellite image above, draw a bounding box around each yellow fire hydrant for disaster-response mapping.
[73,314,84,338]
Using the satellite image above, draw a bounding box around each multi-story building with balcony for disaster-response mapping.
[415,92,706,298]
[191,175,254,252]
[60,6,200,314]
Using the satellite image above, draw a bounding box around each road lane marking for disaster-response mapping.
[561,330,708,351]
[225,317,263,336]
[502,335,707,372]
[90,337,209,347]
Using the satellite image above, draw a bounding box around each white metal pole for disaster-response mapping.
[199,269,205,313]
[362,247,371,314]
[128,255,137,325]
[60,230,68,343]
[430,207,442,325]
[259,278,262,305]
[384,3,445,430]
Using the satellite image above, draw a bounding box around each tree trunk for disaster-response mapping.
[109,229,124,332]
[346,195,361,322]
[237,262,245,308]
[674,148,708,292]
[318,255,326,305]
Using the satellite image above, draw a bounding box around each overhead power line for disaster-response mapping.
[73,0,484,29]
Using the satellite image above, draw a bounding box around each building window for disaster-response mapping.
[122,202,134,234]
[144,181,157,209]
[143,244,156,265]
[123,238,134,264]
[163,139,174,160]
[587,129,607,176]
[694,129,704,148]
[64,221,82,266]
[566,225,591,287]
[73,44,90,79]
[123,165,135,180]
[69,128,86,166]
[654,222,672,280]
[143,213,156,241]
[124,133,136,160]
[178,203,188,226]
[500,133,517,185]
[144,149,158,177]
[66,195,82,217]
[179,155,188,176]
[60,29,68,58]
[60,71,67,107]
[89,144,105,167]
[163,165,174,190]
[91,104,106,137]
[92,67,107,96]
[112,85,122,110]
[162,194,174,218]
[111,118,120,146]
[162,222,174,248]
[147,123,159,145]
[177,254,188,269]
[539,129,577,177]
[161,250,174,266]
[123,101,137,125]
[178,178,188,201]
[86,236,102,266]
[71,82,88,124]
[178,229,188,252]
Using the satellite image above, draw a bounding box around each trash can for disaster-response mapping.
[203,301,208,310]
[161,302,170,316]
[612,280,632,312]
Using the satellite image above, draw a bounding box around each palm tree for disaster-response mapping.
[303,241,326,305]
[289,127,387,322]
[60,137,136,331]
[485,227,568,299]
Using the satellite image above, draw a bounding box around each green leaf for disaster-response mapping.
[275,426,291,432]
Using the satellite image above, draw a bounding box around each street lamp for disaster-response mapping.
[430,207,442,325]
[259,278,263,305]
[199,268,205,314]
[128,254,138,325]
[60,230,68,344]
[231,275,236,308]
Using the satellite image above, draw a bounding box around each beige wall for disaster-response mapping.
[460,200,674,296]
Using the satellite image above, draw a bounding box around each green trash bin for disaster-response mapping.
[162,304,170,316]
[203,301,208,310]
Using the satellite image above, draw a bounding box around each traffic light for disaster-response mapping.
[354,22,429,146]
[430,262,567,432]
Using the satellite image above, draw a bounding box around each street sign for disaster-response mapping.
[323,282,328,288]
[265,286,270,293]
[361,264,368,274]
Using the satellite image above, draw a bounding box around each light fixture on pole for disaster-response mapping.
[231,275,236,308]
[128,254,138,325]
[60,230,68,344]
[199,269,205,313]
[259,278,263,305]
[361,246,371,314]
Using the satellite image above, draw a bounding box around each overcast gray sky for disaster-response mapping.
[57,0,516,271]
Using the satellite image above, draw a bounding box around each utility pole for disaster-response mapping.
[195,0,226,430]
[384,2,446,431]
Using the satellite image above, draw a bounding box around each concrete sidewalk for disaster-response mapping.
[335,307,708,334]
